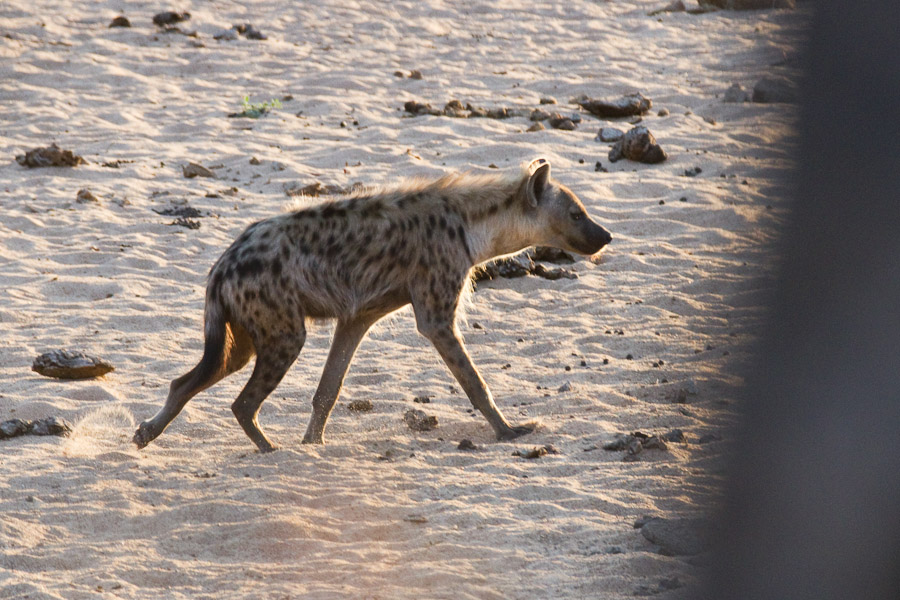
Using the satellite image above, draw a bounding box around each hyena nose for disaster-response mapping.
[593,225,612,251]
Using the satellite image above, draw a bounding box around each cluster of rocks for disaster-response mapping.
[475,246,577,283]
[32,350,114,380]
[214,23,267,41]
[108,12,268,40]
[153,203,208,230]
[1,417,73,441]
[602,429,686,461]
[724,77,797,104]
[513,444,560,459]
[607,126,667,164]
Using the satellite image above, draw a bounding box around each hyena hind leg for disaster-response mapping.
[133,322,255,449]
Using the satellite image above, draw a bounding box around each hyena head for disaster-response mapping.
[525,158,612,256]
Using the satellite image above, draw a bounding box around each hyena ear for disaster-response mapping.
[526,158,551,208]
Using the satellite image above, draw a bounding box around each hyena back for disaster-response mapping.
[134,158,612,452]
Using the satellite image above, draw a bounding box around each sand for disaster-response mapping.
[0,1,808,598]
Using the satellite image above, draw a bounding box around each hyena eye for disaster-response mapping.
[569,212,583,222]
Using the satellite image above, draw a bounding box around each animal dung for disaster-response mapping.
[32,350,114,380]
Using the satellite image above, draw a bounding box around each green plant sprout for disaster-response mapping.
[231,96,283,119]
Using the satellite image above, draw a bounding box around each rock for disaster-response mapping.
[641,436,668,451]
[532,264,577,280]
[404,409,438,432]
[602,434,635,451]
[597,127,625,143]
[548,114,576,130]
[640,517,710,556]
[486,107,510,119]
[213,28,239,41]
[0,419,30,439]
[408,70,423,80]
[662,429,686,443]
[558,381,572,393]
[752,76,797,103]
[608,126,667,164]
[29,416,73,437]
[412,395,432,404]
[170,217,200,229]
[152,11,190,27]
[683,166,703,177]
[514,444,559,459]
[699,0,794,8]
[32,350,114,379]
[457,439,478,451]
[182,162,216,178]
[109,16,131,28]
[723,82,750,103]
[526,122,545,132]
[466,104,488,118]
[648,0,686,16]
[76,189,98,204]
[153,205,203,218]
[403,100,441,116]
[624,437,644,458]
[595,161,608,173]
[529,246,576,264]
[234,23,267,40]
[539,97,557,105]
[348,399,373,412]
[575,92,652,118]
[657,108,670,116]
[529,108,551,122]
[16,144,85,168]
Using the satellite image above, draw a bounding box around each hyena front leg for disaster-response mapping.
[412,294,534,441]
[301,313,380,445]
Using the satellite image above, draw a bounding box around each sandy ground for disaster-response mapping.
[0,1,808,598]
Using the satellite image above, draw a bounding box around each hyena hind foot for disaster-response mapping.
[496,423,535,441]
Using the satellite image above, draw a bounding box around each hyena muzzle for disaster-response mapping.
[134,158,611,452]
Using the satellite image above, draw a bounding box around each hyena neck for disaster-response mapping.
[462,179,540,264]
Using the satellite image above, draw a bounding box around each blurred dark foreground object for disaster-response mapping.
[705,3,900,599]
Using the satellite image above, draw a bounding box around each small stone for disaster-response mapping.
[76,189,98,203]
[608,126,667,164]
[486,107,510,119]
[182,162,216,178]
[548,114,576,130]
[347,399,373,412]
[404,409,438,432]
[683,166,703,177]
[32,350,114,380]
[16,144,85,168]
[529,108,551,122]
[408,70,423,80]
[594,161,607,173]
[526,122,545,132]
[170,217,200,229]
[457,439,478,451]
[641,436,668,451]
[723,82,750,103]
[657,108,670,116]
[603,434,636,451]
[752,76,797,103]
[109,16,131,28]
[249,157,261,165]
[558,381,572,393]
[152,11,190,27]
[393,71,405,78]
[412,395,432,404]
[514,444,559,459]
[662,429,686,443]
[597,127,625,143]
[539,96,557,105]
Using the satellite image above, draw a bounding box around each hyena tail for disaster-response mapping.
[133,286,253,449]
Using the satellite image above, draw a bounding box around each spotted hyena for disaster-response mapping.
[134,158,612,452]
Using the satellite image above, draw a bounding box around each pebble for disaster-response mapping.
[529,108,551,122]
[526,122,545,133]
[213,28,239,41]
[403,409,438,432]
[558,381,572,393]
[547,113,576,130]
[152,11,191,27]
[640,517,709,556]
[408,70,423,80]
[608,126,667,164]
[595,161,607,173]
[574,92,652,118]
[513,444,559,459]
[539,96,557,105]
[347,399,373,412]
[752,76,797,103]
[457,439,478,451]
[16,144,85,168]
[596,127,625,143]
[723,82,750,103]
[182,162,216,178]
[76,189,98,203]
[108,16,131,28]
[683,166,703,177]
[657,108,670,116]
[233,24,267,40]
[32,350,114,379]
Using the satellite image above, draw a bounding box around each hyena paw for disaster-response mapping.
[497,424,535,440]
[133,422,157,449]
